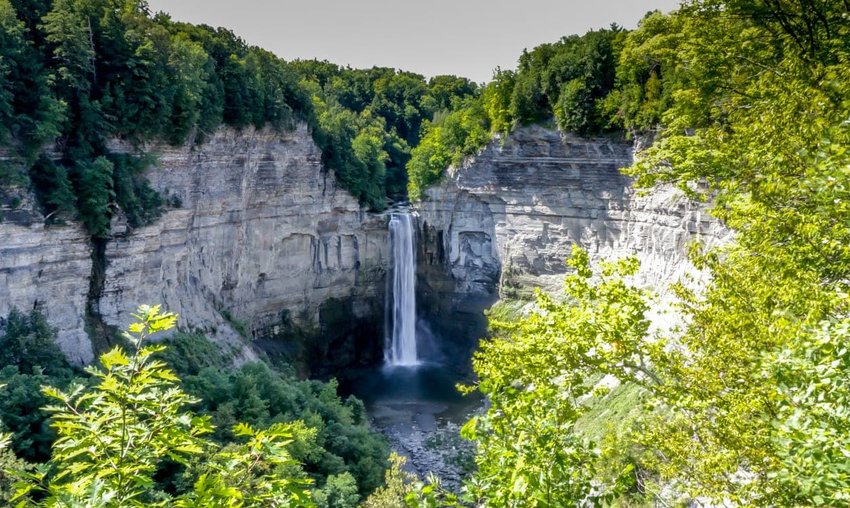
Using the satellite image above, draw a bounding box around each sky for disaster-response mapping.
[146,0,681,84]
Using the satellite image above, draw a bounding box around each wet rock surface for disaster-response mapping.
[370,401,477,491]
[338,364,481,490]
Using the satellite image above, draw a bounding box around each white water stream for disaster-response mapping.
[385,212,419,366]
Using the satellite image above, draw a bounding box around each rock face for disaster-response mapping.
[1,123,727,370]
[0,125,390,368]
[416,126,729,354]
[0,220,94,364]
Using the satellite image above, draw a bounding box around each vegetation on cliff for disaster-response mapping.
[429,0,850,506]
[406,26,627,199]
[0,0,476,232]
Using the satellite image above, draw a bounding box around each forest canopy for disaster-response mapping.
[0,0,477,233]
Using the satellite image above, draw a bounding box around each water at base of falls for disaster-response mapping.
[385,212,420,367]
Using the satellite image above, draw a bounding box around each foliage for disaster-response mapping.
[612,1,850,502]
[0,368,67,463]
[28,155,76,223]
[481,69,515,136]
[293,61,478,204]
[174,422,315,508]
[312,472,359,508]
[307,90,390,210]
[188,366,388,494]
[0,0,27,145]
[768,317,850,504]
[406,99,490,200]
[71,156,115,238]
[602,11,682,132]
[110,153,163,228]
[0,307,389,504]
[0,308,71,375]
[158,333,390,497]
[2,0,630,213]
[0,308,76,462]
[405,26,625,201]
[5,304,316,507]
[458,2,850,505]
[360,453,415,508]
[460,248,652,507]
[0,446,30,504]
[494,26,624,135]
[1,1,479,227]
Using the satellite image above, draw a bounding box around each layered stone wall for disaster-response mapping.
[416,125,729,354]
[0,125,390,368]
[1,123,728,369]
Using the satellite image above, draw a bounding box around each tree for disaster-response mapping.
[406,99,490,200]
[6,305,315,507]
[482,69,515,135]
[553,78,593,133]
[618,3,850,498]
[0,308,76,462]
[73,156,115,237]
[313,472,359,508]
[461,248,652,507]
[0,0,26,144]
[360,453,415,508]
[0,309,69,375]
[424,75,478,113]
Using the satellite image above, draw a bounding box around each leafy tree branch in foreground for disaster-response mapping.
[2,304,315,507]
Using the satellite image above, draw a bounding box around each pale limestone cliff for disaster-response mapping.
[1,123,727,368]
[416,126,729,347]
[104,125,389,370]
[0,220,94,364]
[0,124,389,367]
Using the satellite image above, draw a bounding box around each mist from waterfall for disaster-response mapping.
[385,212,419,367]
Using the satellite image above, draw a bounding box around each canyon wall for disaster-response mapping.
[416,126,729,354]
[1,123,728,370]
[0,125,390,369]
[0,210,94,364]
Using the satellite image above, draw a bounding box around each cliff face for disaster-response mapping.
[1,123,727,370]
[416,126,729,352]
[0,219,94,364]
[0,125,390,368]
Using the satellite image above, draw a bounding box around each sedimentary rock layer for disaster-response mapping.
[1,125,389,366]
[0,220,94,364]
[417,126,729,348]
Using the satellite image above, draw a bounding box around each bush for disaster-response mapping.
[160,332,391,496]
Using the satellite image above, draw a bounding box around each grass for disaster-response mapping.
[574,381,646,445]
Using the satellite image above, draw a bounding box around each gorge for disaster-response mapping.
[1,0,845,503]
[0,123,725,374]
[1,121,728,487]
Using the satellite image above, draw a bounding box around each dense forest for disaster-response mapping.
[0,306,391,506]
[2,0,850,506]
[0,0,477,234]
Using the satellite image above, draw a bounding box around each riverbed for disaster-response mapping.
[339,362,482,489]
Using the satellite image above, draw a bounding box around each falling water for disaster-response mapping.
[385,212,419,367]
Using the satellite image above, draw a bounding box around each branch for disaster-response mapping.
[621,361,664,386]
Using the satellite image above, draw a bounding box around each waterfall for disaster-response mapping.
[385,212,419,367]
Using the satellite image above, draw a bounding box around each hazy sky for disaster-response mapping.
[146,0,681,84]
